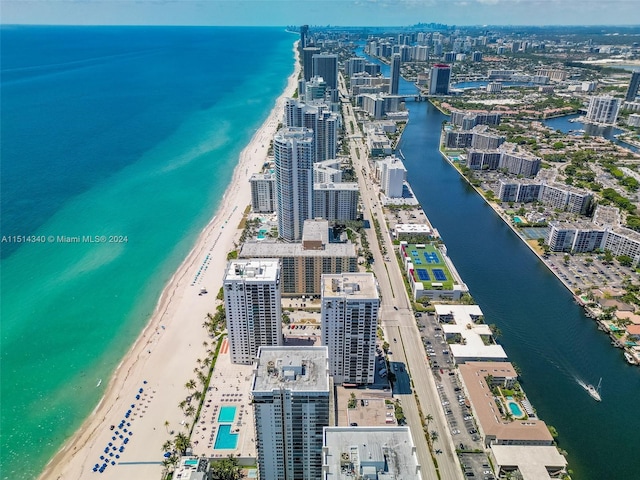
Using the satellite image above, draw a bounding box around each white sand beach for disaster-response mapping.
[39,42,299,480]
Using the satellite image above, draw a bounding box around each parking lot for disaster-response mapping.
[545,252,634,292]
[416,312,494,479]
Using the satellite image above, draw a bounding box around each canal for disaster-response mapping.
[356,48,640,479]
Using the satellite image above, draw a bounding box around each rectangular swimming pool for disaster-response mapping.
[218,405,236,423]
[214,424,239,450]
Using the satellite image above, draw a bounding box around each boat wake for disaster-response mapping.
[576,377,602,401]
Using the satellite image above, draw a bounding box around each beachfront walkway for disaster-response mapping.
[190,338,256,462]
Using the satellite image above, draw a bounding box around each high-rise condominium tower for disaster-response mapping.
[273,127,315,242]
[312,54,338,90]
[252,346,330,480]
[625,71,640,102]
[429,63,451,95]
[390,53,401,95]
[321,273,379,385]
[223,259,282,365]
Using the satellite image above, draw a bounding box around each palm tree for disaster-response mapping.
[430,430,439,443]
[211,455,243,480]
[185,379,197,391]
[164,420,170,434]
[424,413,434,427]
[185,405,196,417]
[203,357,212,368]
[193,391,202,401]
[179,400,187,411]
[174,432,191,454]
[161,439,173,453]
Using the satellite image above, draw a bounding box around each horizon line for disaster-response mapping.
[2,23,640,28]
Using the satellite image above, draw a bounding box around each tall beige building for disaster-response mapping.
[240,220,357,297]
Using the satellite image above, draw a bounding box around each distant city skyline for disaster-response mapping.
[3,0,640,27]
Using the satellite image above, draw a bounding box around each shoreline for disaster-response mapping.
[39,41,300,480]
[437,144,640,366]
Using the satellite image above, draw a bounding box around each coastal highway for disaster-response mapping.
[339,74,464,480]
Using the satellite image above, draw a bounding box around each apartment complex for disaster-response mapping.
[284,99,338,162]
[497,180,593,214]
[240,220,358,297]
[585,95,620,125]
[223,259,282,365]
[428,63,451,95]
[250,173,277,213]
[458,362,554,447]
[321,273,379,385]
[313,182,360,221]
[389,53,401,95]
[273,127,315,242]
[252,346,331,480]
[377,155,407,198]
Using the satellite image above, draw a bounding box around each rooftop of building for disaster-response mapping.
[490,445,567,480]
[322,426,422,480]
[401,243,455,290]
[302,219,329,245]
[240,238,356,258]
[458,362,553,444]
[434,305,508,362]
[173,456,209,480]
[394,223,432,234]
[548,220,602,231]
[224,259,280,282]
[251,346,329,393]
[314,182,360,191]
[593,205,621,227]
[498,142,542,160]
[497,177,541,186]
[321,273,379,300]
[377,155,406,170]
[249,173,275,181]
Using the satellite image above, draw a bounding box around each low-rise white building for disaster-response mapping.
[322,426,422,479]
[490,445,568,480]
[435,305,508,363]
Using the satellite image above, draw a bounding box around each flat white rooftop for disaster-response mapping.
[435,304,508,362]
[322,273,379,300]
[252,346,329,393]
[323,426,422,479]
[224,259,279,282]
[491,445,567,479]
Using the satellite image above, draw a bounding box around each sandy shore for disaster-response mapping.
[39,42,299,480]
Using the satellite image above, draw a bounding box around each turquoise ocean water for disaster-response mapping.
[0,26,294,479]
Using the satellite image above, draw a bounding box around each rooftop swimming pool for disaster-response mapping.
[214,424,239,450]
[218,405,236,423]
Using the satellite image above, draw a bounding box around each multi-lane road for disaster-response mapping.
[339,73,464,480]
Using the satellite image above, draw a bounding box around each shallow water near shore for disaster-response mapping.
[0,26,293,479]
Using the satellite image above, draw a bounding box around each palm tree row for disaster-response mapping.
[160,321,226,476]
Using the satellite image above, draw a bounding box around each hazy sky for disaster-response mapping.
[2,0,640,27]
